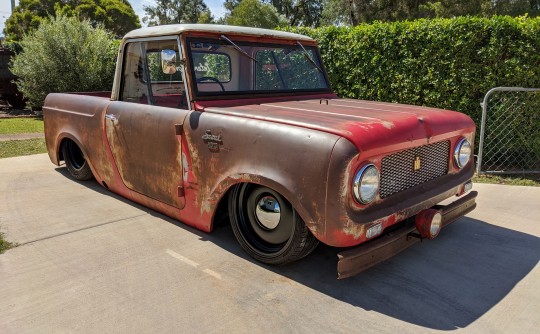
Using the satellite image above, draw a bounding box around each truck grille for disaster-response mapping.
[380,141,450,198]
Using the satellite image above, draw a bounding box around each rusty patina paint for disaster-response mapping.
[43,25,477,276]
[44,92,476,247]
[180,109,339,237]
[104,102,188,209]
[43,93,115,185]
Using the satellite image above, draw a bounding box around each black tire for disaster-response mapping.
[62,140,94,181]
[229,184,319,265]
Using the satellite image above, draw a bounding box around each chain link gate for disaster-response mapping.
[477,87,540,175]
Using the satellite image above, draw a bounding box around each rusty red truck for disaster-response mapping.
[43,24,477,278]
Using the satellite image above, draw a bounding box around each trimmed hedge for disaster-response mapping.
[287,16,540,127]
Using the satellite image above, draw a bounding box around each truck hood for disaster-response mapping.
[202,98,475,154]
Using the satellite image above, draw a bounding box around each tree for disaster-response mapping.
[322,0,426,25]
[225,0,287,28]
[321,0,540,26]
[142,0,214,26]
[10,15,118,108]
[224,0,242,12]
[263,1,323,27]
[4,0,140,41]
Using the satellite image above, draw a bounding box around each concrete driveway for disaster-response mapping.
[1,154,539,333]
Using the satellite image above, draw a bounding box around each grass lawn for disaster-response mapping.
[0,231,14,254]
[0,138,47,158]
[0,118,44,134]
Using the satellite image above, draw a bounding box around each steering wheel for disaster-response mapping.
[196,76,225,92]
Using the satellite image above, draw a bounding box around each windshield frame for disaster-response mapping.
[185,36,332,101]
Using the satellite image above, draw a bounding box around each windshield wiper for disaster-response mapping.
[296,41,323,73]
[220,34,257,63]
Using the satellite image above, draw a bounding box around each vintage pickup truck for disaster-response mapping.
[44,24,477,278]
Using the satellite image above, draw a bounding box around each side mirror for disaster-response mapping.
[161,49,177,74]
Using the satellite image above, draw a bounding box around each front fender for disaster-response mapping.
[182,110,341,241]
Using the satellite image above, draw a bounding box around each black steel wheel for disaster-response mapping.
[229,184,319,265]
[62,140,94,181]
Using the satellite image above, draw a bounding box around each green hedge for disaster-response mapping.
[287,16,540,127]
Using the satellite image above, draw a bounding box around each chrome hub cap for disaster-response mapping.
[255,195,281,230]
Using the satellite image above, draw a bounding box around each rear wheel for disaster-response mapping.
[62,140,93,181]
[229,184,318,265]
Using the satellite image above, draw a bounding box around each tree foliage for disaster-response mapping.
[223,0,322,27]
[322,0,540,25]
[224,0,242,12]
[4,0,140,41]
[10,15,118,108]
[225,0,286,28]
[264,1,323,27]
[142,0,214,26]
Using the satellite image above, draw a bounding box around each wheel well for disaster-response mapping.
[212,186,234,229]
[58,138,69,162]
[58,138,83,163]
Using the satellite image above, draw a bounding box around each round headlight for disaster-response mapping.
[353,164,380,204]
[454,138,472,168]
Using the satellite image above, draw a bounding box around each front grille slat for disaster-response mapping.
[380,141,450,198]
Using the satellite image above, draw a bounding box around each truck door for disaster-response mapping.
[105,37,190,209]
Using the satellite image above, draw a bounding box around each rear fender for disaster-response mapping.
[43,93,113,183]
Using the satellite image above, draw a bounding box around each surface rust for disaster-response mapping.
[43,91,476,248]
[42,28,477,266]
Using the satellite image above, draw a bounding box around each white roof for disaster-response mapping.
[123,24,315,42]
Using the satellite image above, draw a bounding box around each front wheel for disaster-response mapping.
[228,184,318,265]
[62,140,94,181]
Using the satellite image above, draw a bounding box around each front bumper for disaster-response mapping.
[337,190,478,279]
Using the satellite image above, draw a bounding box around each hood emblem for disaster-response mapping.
[413,155,421,171]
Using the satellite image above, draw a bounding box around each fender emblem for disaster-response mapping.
[202,130,223,152]
[413,155,421,171]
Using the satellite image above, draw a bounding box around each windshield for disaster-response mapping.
[186,37,330,97]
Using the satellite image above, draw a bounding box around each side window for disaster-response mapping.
[121,42,146,103]
[120,39,187,109]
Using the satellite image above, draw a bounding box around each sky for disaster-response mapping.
[0,1,227,38]
[0,0,17,38]
[130,0,227,22]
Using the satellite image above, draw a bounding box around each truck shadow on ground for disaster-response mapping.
[57,168,540,331]
[213,212,540,330]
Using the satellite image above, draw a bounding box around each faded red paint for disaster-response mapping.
[199,97,475,156]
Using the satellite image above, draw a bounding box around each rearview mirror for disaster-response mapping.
[161,49,177,74]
